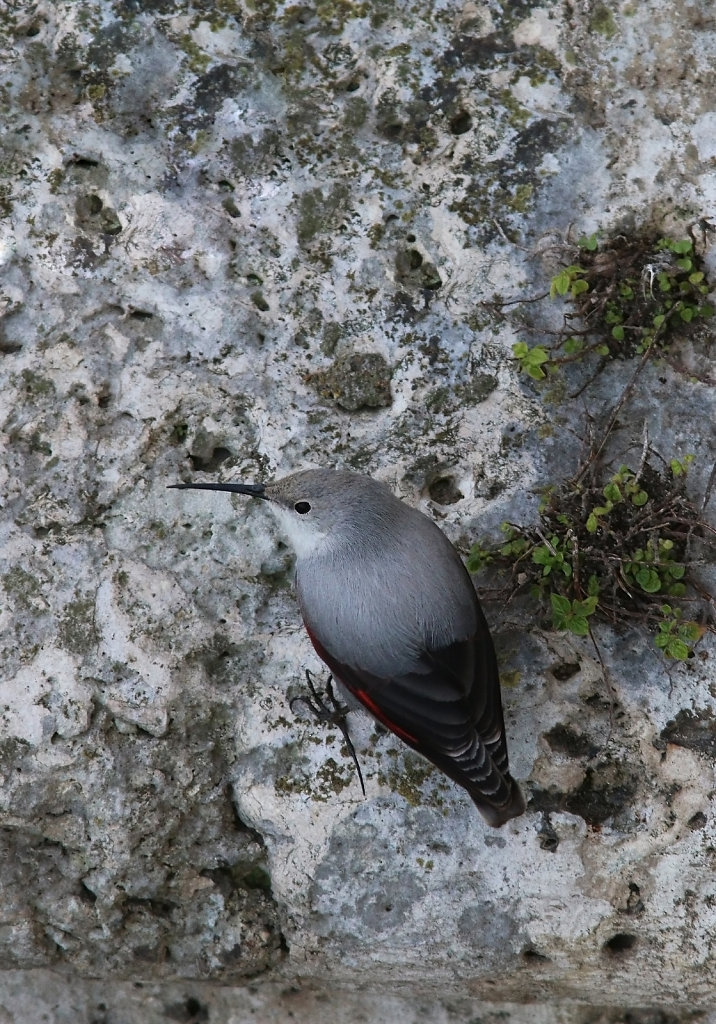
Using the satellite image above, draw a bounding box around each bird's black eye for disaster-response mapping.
[294,501,311,515]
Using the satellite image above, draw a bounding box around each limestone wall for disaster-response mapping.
[1,2,715,1021]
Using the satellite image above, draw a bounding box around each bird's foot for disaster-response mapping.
[289,670,347,726]
[289,670,366,797]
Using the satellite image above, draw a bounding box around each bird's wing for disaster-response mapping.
[304,620,521,823]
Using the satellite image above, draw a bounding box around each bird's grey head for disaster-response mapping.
[171,468,403,560]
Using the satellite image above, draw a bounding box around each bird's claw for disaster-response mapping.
[289,670,366,797]
[289,670,347,726]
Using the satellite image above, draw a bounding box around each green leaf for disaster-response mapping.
[564,336,583,354]
[603,482,622,503]
[667,564,685,580]
[550,593,572,617]
[668,239,692,255]
[595,344,610,356]
[635,567,661,593]
[578,233,599,251]
[652,314,665,328]
[571,278,589,296]
[689,271,704,284]
[568,616,590,637]
[575,596,598,616]
[466,545,493,572]
[679,305,695,322]
[611,325,625,341]
[631,489,648,506]
[512,342,528,358]
[587,574,600,596]
[586,512,599,534]
[551,270,572,298]
[665,638,690,660]
[681,622,703,643]
[501,541,521,557]
[676,257,693,272]
[532,546,550,564]
[527,346,549,365]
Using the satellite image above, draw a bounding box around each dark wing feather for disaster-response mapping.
[304,617,525,827]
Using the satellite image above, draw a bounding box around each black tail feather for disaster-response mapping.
[471,774,526,827]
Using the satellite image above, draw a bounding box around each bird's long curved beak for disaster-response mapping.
[168,481,267,498]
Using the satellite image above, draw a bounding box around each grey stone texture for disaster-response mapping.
[1,0,715,1021]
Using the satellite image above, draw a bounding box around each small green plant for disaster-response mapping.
[623,538,687,598]
[465,541,493,573]
[670,454,695,477]
[578,232,599,252]
[532,534,573,579]
[469,451,714,658]
[512,342,549,380]
[550,589,599,637]
[550,264,589,300]
[585,465,649,534]
[512,233,713,380]
[654,606,705,660]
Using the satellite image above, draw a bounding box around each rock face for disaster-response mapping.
[1,1,715,1021]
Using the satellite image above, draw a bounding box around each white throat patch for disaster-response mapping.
[267,504,332,560]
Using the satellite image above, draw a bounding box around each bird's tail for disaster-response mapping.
[471,774,526,827]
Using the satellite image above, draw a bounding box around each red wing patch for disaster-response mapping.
[351,688,418,745]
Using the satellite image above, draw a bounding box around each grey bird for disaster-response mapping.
[171,468,525,827]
